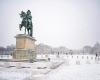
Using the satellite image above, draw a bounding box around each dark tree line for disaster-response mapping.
[82,42,100,55]
[0,45,15,55]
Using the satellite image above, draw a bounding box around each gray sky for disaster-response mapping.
[0,0,100,49]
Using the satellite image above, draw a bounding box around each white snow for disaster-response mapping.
[43,64,100,80]
[0,54,100,80]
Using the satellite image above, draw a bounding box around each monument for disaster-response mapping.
[13,10,36,62]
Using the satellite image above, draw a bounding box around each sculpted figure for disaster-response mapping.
[19,10,33,37]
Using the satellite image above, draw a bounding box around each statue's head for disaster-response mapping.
[27,10,31,15]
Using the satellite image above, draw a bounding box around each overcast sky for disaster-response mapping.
[0,0,100,49]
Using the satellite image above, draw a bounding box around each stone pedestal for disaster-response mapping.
[13,34,36,61]
[16,34,36,49]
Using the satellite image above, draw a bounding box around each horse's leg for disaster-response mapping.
[19,24,22,30]
[30,29,32,37]
[28,29,29,35]
[28,29,31,36]
[25,27,26,34]
[29,29,31,36]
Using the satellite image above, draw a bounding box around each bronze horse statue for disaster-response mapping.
[19,10,33,37]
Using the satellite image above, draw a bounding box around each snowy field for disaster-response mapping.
[43,64,100,80]
[0,54,100,80]
[0,63,100,80]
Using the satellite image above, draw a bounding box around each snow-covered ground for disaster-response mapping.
[0,54,100,80]
[0,67,31,80]
[0,57,64,80]
[43,64,100,80]
[0,63,100,80]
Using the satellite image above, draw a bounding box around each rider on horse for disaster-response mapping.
[19,10,33,37]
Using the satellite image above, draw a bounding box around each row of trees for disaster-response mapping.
[0,42,100,55]
[36,43,70,54]
[82,42,100,55]
[0,44,15,55]
[36,42,100,55]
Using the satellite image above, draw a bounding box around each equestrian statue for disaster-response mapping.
[19,10,33,37]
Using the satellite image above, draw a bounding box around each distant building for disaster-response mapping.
[36,44,52,54]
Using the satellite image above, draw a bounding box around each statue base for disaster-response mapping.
[13,34,36,61]
[15,34,36,49]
